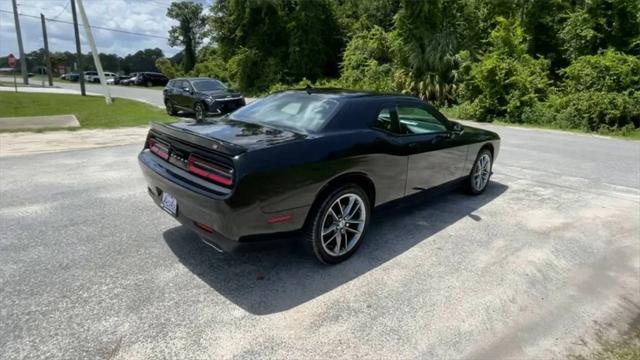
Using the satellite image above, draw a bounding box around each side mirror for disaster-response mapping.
[451,122,464,136]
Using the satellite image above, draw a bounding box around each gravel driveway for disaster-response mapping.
[0,124,638,359]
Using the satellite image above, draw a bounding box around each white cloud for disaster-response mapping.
[0,0,211,58]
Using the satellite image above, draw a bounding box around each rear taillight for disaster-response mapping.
[187,154,233,186]
[148,137,169,160]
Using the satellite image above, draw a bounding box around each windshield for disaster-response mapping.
[230,92,340,133]
[192,79,227,91]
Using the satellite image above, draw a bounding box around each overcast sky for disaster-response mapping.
[0,0,211,58]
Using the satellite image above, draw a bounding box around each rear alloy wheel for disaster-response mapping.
[165,101,177,116]
[305,185,370,264]
[468,149,492,194]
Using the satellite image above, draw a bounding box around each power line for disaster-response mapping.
[0,9,170,40]
[49,2,70,20]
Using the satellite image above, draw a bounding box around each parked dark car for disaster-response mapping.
[134,72,169,87]
[138,89,500,264]
[163,77,245,121]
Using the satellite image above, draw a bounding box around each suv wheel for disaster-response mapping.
[305,184,371,264]
[194,103,205,122]
[165,101,177,116]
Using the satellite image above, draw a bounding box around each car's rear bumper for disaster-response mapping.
[138,151,304,252]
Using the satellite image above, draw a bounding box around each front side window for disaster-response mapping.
[397,106,447,134]
[230,92,340,133]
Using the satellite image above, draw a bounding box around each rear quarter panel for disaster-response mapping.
[232,130,407,214]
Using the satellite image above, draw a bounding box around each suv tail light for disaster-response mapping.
[187,154,233,186]
[148,137,169,160]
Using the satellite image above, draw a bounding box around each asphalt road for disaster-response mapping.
[53,80,165,107]
[1,125,639,359]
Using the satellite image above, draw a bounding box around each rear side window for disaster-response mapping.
[373,107,396,133]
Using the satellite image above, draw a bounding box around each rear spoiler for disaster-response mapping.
[149,122,246,156]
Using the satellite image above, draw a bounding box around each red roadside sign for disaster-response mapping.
[8,53,16,68]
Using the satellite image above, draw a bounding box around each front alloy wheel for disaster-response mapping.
[468,149,492,194]
[194,103,205,122]
[305,185,370,264]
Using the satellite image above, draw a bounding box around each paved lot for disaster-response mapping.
[1,124,639,359]
[53,81,165,107]
[0,77,164,107]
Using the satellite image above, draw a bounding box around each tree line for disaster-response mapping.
[0,48,180,75]
[160,0,639,135]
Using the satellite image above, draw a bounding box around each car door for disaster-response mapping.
[172,80,188,109]
[396,101,469,195]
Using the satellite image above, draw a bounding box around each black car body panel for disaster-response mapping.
[163,78,246,116]
[139,90,500,251]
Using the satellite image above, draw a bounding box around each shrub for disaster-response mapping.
[340,26,395,91]
[155,58,182,79]
[561,49,640,93]
[460,18,551,122]
[189,56,228,82]
[227,48,281,94]
[526,91,640,132]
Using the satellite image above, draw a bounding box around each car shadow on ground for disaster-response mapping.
[163,182,508,315]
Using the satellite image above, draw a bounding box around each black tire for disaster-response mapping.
[467,148,493,195]
[165,101,177,116]
[194,103,206,122]
[304,184,371,264]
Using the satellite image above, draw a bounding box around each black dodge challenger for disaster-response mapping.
[139,89,500,264]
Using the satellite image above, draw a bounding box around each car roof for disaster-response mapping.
[173,77,221,82]
[273,88,419,101]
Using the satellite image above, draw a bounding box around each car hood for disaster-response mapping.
[197,90,243,99]
[169,119,304,151]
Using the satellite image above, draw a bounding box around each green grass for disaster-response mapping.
[570,326,640,360]
[0,92,173,130]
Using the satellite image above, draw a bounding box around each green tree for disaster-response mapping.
[394,0,467,104]
[167,1,207,72]
[285,0,342,80]
[461,17,550,121]
[335,0,400,35]
[340,26,395,91]
[560,0,640,60]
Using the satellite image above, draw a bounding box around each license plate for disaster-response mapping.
[160,192,178,216]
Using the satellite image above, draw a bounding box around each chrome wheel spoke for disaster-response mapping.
[334,232,343,253]
[322,225,337,236]
[345,227,360,234]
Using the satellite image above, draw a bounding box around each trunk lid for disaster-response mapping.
[164,119,304,154]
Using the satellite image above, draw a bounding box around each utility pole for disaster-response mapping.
[76,0,111,104]
[40,14,53,86]
[11,0,28,85]
[70,0,85,96]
